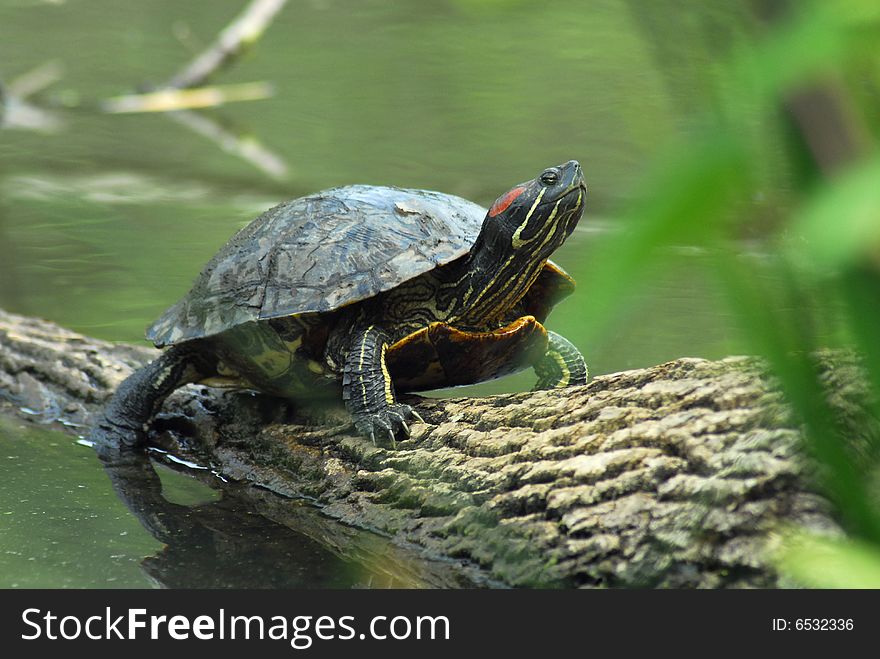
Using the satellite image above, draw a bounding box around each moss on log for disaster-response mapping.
[0,308,855,587]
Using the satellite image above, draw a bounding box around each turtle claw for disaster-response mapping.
[354,404,423,447]
[385,427,397,449]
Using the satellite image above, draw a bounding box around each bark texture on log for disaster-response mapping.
[0,308,853,588]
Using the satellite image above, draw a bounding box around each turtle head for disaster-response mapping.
[454,161,586,325]
[475,160,586,264]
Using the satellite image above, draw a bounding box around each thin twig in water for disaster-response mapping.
[102,82,273,114]
[163,0,289,90]
[7,61,64,99]
[95,0,291,179]
[166,109,290,180]
[1,62,64,132]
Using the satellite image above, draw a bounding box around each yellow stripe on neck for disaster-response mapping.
[511,188,546,249]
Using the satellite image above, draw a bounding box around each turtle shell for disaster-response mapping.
[147,184,574,348]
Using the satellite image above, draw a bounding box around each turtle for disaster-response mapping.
[92,160,588,451]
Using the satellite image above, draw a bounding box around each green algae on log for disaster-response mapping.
[1,308,863,587]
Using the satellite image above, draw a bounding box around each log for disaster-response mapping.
[0,308,854,588]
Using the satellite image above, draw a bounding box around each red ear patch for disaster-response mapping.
[488,186,525,217]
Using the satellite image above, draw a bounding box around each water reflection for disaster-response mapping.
[0,61,64,133]
[98,448,378,588]
[0,416,456,588]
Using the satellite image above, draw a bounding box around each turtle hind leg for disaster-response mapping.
[533,331,588,390]
[340,325,423,446]
[92,344,208,460]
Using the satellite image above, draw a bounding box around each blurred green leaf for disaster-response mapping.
[727,0,880,116]
[579,133,747,344]
[835,0,880,25]
[779,531,880,588]
[788,155,880,271]
[713,250,880,542]
[839,267,880,462]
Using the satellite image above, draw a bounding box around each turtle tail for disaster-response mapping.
[93,344,207,462]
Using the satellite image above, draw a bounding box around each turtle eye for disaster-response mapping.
[540,169,559,186]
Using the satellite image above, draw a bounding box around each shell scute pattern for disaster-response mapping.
[147,185,487,347]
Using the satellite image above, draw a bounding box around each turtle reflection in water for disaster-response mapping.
[93,161,588,448]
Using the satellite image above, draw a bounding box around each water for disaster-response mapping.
[0,0,778,586]
[0,417,161,588]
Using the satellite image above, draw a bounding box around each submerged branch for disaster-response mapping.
[102,82,274,114]
[164,109,290,180]
[6,61,64,99]
[0,62,64,133]
[163,0,289,91]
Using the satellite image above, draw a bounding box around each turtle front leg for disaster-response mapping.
[92,344,207,460]
[532,331,588,390]
[341,325,423,445]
